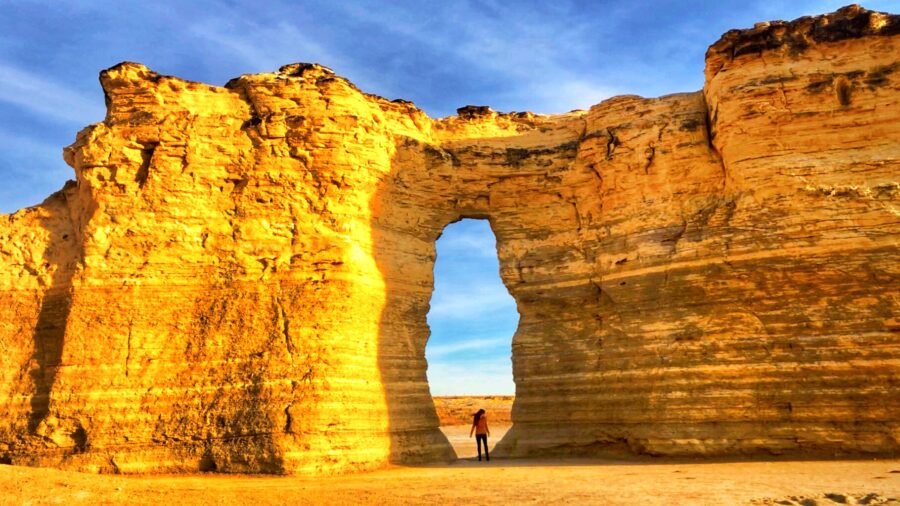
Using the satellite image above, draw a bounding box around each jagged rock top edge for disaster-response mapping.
[706,5,899,76]
[98,61,561,124]
[94,4,900,122]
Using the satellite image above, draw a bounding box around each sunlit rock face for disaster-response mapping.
[0,5,898,474]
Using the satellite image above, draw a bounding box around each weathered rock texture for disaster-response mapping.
[0,5,898,474]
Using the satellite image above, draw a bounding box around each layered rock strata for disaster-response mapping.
[0,5,897,473]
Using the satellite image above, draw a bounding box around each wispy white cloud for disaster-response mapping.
[0,129,66,167]
[0,61,104,124]
[520,79,620,114]
[427,358,514,396]
[426,218,517,394]
[332,1,620,114]
[427,336,510,358]
[430,219,517,327]
[188,18,344,74]
[436,226,498,258]
[0,128,73,213]
[428,282,515,320]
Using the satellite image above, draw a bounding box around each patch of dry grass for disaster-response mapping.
[432,395,513,426]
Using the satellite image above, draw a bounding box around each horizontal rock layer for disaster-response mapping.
[0,5,898,473]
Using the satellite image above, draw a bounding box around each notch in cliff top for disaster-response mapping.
[456,105,495,119]
[705,5,900,79]
[278,62,336,78]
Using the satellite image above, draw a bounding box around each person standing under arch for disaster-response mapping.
[469,408,490,461]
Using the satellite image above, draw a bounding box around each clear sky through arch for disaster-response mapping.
[425,219,518,396]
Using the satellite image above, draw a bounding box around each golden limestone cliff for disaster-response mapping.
[0,5,898,474]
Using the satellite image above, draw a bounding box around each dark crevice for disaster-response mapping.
[274,296,294,358]
[835,77,853,106]
[702,99,717,152]
[283,402,294,434]
[700,93,727,192]
[125,320,133,377]
[199,448,218,472]
[72,426,88,453]
[643,146,656,174]
[136,143,158,189]
[605,128,619,160]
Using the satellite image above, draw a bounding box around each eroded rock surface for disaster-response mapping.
[0,5,898,474]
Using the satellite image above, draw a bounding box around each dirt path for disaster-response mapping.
[2,458,898,505]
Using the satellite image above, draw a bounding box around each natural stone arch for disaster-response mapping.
[370,107,595,457]
[369,89,732,461]
[0,6,897,474]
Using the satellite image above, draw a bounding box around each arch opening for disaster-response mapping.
[425,218,519,459]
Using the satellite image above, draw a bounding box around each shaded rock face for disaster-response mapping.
[1,6,898,474]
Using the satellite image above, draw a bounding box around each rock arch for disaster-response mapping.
[0,6,898,474]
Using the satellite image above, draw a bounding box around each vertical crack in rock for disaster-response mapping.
[569,199,583,231]
[643,121,667,175]
[275,293,297,437]
[703,101,717,151]
[605,127,620,160]
[274,295,294,362]
[283,400,294,434]
[124,319,133,377]
[700,93,727,191]
[136,142,157,189]
[643,146,656,174]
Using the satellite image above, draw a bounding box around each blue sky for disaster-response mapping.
[1,1,895,395]
[426,219,518,395]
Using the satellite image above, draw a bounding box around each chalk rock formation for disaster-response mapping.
[0,5,898,474]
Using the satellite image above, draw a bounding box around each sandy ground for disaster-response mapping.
[1,451,897,505]
[1,404,897,505]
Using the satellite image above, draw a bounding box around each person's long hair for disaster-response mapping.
[473,408,485,425]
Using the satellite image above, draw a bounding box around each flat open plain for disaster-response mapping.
[2,455,898,505]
